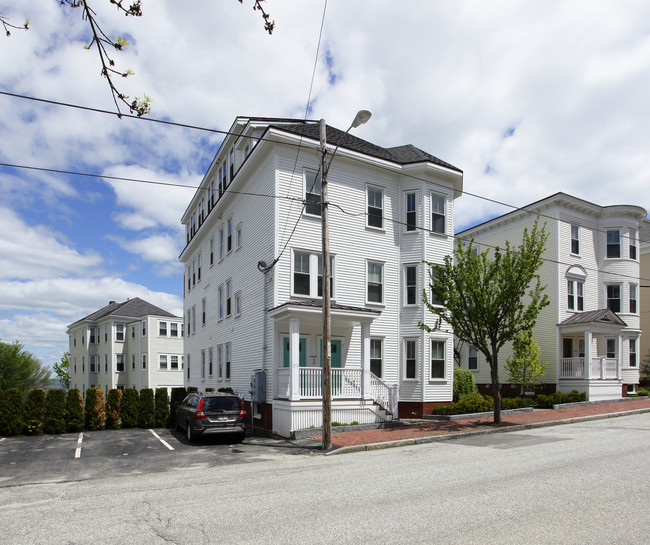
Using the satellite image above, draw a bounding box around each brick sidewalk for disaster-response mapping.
[307,398,650,451]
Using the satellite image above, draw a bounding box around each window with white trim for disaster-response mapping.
[210,237,214,266]
[170,355,179,370]
[430,193,445,234]
[227,217,233,253]
[567,280,584,311]
[131,354,135,370]
[606,230,620,258]
[186,310,191,336]
[170,323,178,337]
[225,343,231,380]
[197,253,202,282]
[606,284,621,313]
[370,339,383,378]
[606,338,616,359]
[159,321,167,336]
[468,345,478,371]
[430,340,446,379]
[219,228,224,260]
[404,339,417,379]
[405,191,417,232]
[629,230,637,260]
[226,280,232,317]
[428,267,444,306]
[235,292,241,317]
[367,186,383,229]
[367,261,383,304]
[208,348,213,377]
[404,264,417,306]
[305,170,322,216]
[116,354,125,372]
[192,305,196,334]
[218,285,224,320]
[217,345,223,379]
[293,251,334,298]
[630,284,637,314]
[236,223,242,249]
[115,323,125,342]
[202,297,207,325]
[142,354,147,370]
[570,225,580,255]
[629,339,637,367]
[160,355,168,370]
[201,350,206,380]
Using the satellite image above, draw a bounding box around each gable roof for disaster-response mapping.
[68,297,178,328]
[267,122,462,173]
[559,308,627,327]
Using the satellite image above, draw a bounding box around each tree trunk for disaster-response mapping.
[490,349,501,424]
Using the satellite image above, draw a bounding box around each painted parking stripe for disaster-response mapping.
[149,429,174,451]
[74,432,83,459]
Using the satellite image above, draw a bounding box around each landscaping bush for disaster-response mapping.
[23,388,47,435]
[65,389,84,432]
[434,394,491,415]
[637,387,650,397]
[138,388,155,428]
[168,387,187,428]
[500,397,533,410]
[0,388,24,436]
[536,390,586,408]
[120,389,139,428]
[154,388,169,428]
[453,366,478,401]
[105,389,122,430]
[44,389,66,434]
[84,388,105,430]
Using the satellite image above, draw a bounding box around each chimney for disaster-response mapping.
[109,301,116,305]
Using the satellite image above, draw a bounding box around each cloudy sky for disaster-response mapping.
[1,0,649,367]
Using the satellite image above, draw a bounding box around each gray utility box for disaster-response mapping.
[250,370,266,403]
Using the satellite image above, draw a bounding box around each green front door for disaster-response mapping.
[283,337,306,367]
[319,339,342,367]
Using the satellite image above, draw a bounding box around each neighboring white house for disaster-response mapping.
[457,193,646,400]
[180,116,463,437]
[67,298,185,397]
[639,218,650,381]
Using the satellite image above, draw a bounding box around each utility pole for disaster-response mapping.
[320,119,332,450]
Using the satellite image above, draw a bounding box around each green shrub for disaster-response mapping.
[44,389,66,434]
[453,367,478,401]
[138,388,155,428]
[105,389,122,430]
[500,397,533,410]
[23,388,47,435]
[0,388,24,436]
[434,394,491,415]
[168,387,187,428]
[637,387,650,397]
[154,388,169,428]
[84,388,105,431]
[65,389,84,432]
[120,389,139,428]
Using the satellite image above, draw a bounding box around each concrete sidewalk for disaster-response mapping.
[300,397,650,455]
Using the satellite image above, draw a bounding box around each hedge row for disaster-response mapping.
[434,390,588,415]
[0,387,188,436]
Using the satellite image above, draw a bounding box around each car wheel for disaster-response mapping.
[175,419,182,432]
[186,421,194,442]
[236,431,245,444]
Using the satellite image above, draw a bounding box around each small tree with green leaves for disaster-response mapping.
[641,349,650,387]
[421,219,549,424]
[52,352,70,390]
[84,388,105,430]
[0,340,54,392]
[120,389,139,428]
[44,389,67,434]
[138,388,155,428]
[0,388,24,436]
[505,329,548,395]
[65,389,84,433]
[23,388,47,435]
[453,366,479,401]
[154,388,169,428]
[105,389,122,430]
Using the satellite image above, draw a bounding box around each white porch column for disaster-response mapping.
[289,318,300,400]
[584,331,592,379]
[361,323,372,400]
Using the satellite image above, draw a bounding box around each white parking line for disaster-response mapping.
[149,429,175,451]
[74,432,83,459]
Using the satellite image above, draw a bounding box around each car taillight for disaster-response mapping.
[238,399,247,418]
[194,398,206,419]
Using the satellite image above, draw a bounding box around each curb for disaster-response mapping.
[323,407,650,456]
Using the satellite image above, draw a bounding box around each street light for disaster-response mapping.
[320,110,372,450]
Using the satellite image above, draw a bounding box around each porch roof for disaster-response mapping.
[558,308,627,334]
[268,300,381,326]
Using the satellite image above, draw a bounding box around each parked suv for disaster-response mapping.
[176,392,247,442]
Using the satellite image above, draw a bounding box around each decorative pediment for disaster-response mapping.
[559,308,627,328]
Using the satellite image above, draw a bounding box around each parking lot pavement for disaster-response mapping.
[0,429,315,488]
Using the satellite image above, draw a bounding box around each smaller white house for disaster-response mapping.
[67,298,185,397]
[457,193,646,400]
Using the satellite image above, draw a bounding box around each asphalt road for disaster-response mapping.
[1,413,649,544]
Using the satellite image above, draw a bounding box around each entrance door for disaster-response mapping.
[562,338,573,359]
[283,337,306,367]
[319,339,342,367]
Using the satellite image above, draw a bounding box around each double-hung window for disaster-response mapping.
[217,346,223,379]
[405,265,417,305]
[629,339,637,367]
[404,339,417,379]
[202,298,207,325]
[170,323,178,337]
[468,345,478,371]
[210,238,214,265]
[218,286,224,320]
[430,340,445,379]
[201,350,206,380]
[629,231,637,260]
[430,193,445,234]
[219,228,224,260]
[606,284,621,313]
[226,281,232,317]
[606,230,620,258]
[159,321,167,336]
[570,225,580,255]
[115,323,124,342]
[370,339,383,378]
[171,355,179,370]
[116,354,125,372]
[293,251,334,298]
[225,344,231,380]
[197,254,202,282]
[405,192,417,232]
[227,218,233,253]
[208,349,213,376]
[629,284,637,314]
[160,355,168,370]
[367,261,384,304]
[367,186,383,229]
[305,170,322,216]
[317,255,334,298]
[293,252,311,295]
[567,280,584,311]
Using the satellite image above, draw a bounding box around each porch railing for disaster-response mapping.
[560,357,618,380]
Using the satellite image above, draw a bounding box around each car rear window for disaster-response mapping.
[202,396,240,412]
